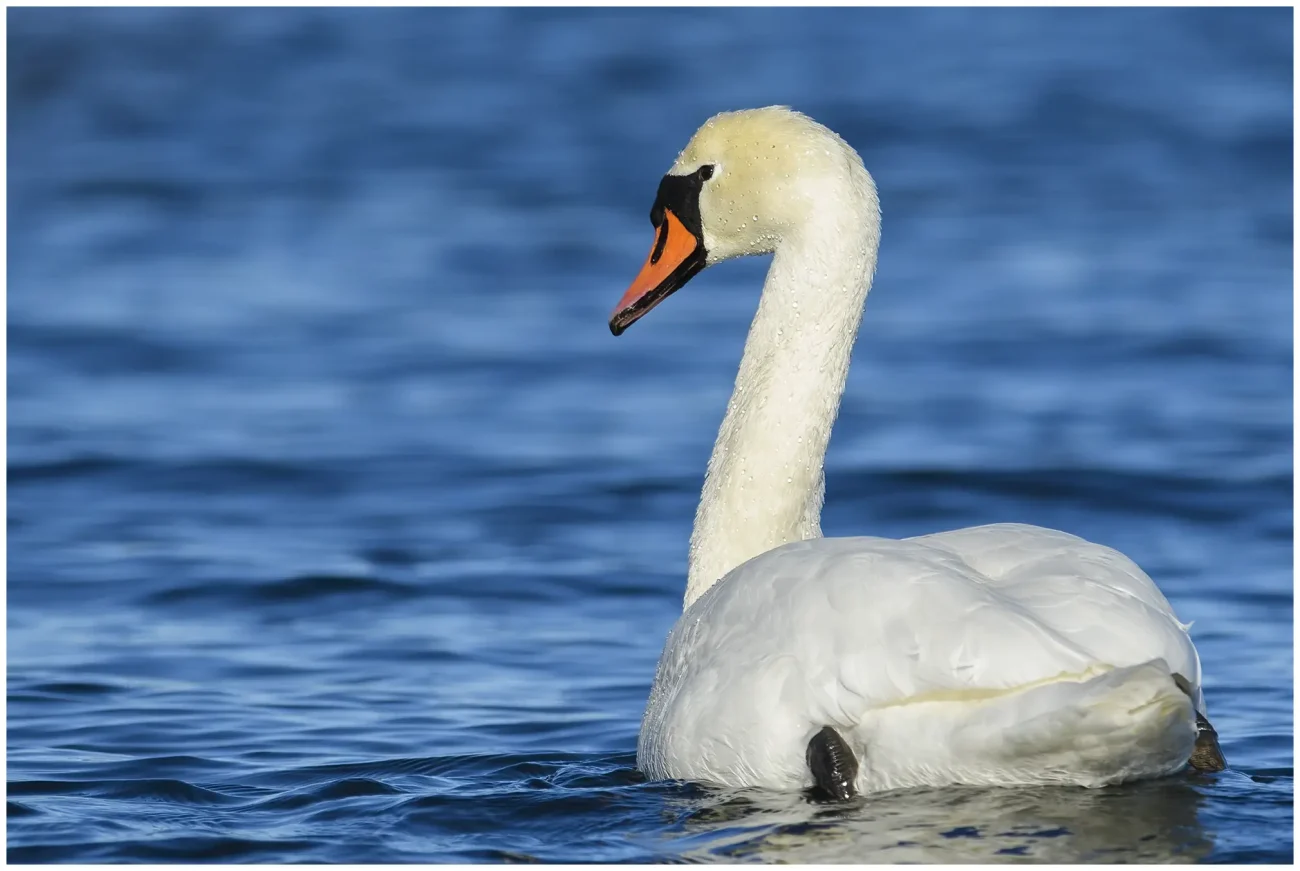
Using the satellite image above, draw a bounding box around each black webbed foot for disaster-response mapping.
[1172,672,1227,773]
[806,725,859,801]
[1189,712,1227,772]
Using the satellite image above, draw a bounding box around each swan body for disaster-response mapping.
[609,107,1218,793]
[639,524,1199,792]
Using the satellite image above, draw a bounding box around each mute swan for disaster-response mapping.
[609,107,1224,797]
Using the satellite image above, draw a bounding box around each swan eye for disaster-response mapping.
[699,165,715,181]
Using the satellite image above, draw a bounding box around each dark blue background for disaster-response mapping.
[8,8,1292,862]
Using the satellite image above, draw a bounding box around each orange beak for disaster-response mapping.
[609,208,706,335]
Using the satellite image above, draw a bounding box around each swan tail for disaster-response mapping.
[957,660,1197,787]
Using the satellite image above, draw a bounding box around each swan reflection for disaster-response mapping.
[667,777,1211,862]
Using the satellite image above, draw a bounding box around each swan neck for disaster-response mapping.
[684,177,880,608]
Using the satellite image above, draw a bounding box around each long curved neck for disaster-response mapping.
[684,173,880,609]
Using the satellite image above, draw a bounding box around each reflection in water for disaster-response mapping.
[668,776,1211,862]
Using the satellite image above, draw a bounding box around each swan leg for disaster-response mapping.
[806,725,858,801]
[1172,672,1227,772]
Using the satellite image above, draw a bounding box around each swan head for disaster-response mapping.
[610,106,868,335]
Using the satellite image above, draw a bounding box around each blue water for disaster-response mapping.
[7,7,1293,863]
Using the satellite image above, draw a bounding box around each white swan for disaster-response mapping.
[609,107,1224,797]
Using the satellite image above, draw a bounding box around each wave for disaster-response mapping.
[142,573,421,608]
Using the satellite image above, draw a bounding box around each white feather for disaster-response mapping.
[640,525,1200,791]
